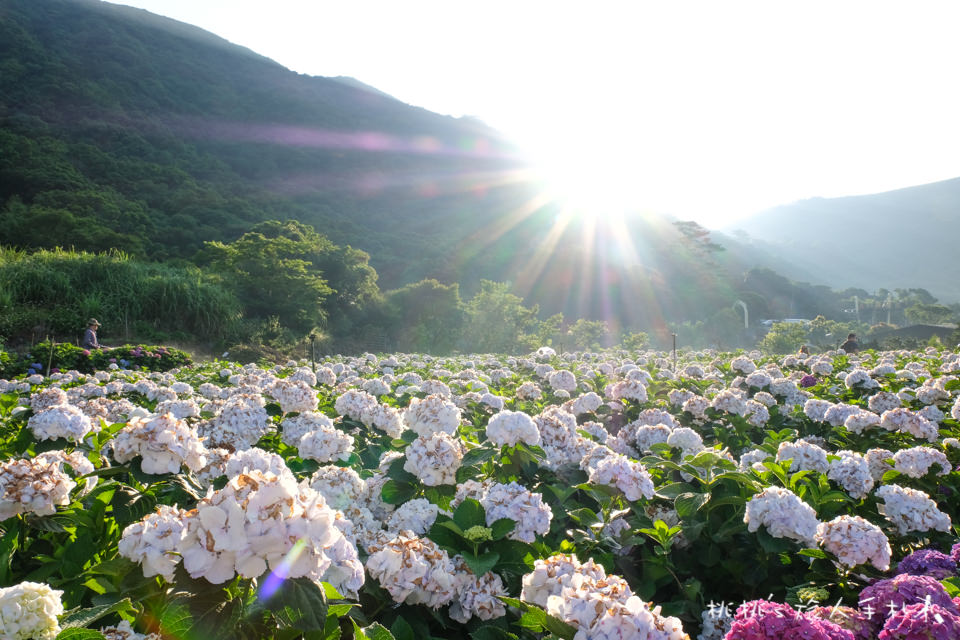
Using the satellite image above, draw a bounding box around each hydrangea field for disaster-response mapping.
[2,345,960,640]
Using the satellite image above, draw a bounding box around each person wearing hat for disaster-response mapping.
[81,318,102,350]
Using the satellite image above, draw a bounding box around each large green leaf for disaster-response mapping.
[453,498,487,530]
[55,630,106,640]
[263,577,330,632]
[60,598,133,629]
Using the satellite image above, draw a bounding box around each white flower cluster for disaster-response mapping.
[118,504,190,581]
[27,403,96,442]
[365,532,458,608]
[448,555,508,623]
[667,427,705,457]
[99,619,162,640]
[739,449,771,472]
[385,498,438,536]
[588,453,655,501]
[122,470,364,589]
[844,369,879,389]
[868,391,901,413]
[744,486,819,545]
[827,451,874,499]
[710,390,747,416]
[297,425,354,463]
[803,399,832,422]
[776,438,829,474]
[823,403,861,427]
[334,389,379,425]
[880,408,939,442]
[535,407,585,466]
[0,454,80,520]
[465,480,553,543]
[843,410,880,434]
[112,413,208,474]
[0,581,64,640]
[516,381,543,400]
[608,379,648,403]
[548,369,578,392]
[815,515,891,570]
[309,466,366,511]
[874,484,951,534]
[403,394,461,436]
[485,410,541,447]
[280,411,334,446]
[206,393,272,450]
[864,448,895,482]
[403,432,464,486]
[524,555,687,640]
[892,446,950,478]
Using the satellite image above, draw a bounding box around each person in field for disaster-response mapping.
[81,318,102,350]
[839,333,859,353]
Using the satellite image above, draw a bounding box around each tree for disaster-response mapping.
[757,322,809,355]
[384,279,465,354]
[567,319,610,351]
[619,331,650,351]
[904,303,955,326]
[199,220,378,334]
[460,281,539,354]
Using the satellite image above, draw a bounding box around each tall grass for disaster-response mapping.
[0,247,241,344]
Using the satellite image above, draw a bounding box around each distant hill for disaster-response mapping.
[2,0,954,337]
[723,179,960,302]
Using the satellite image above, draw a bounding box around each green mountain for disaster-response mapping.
[724,179,960,303]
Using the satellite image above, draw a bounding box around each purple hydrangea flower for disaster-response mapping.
[800,374,818,387]
[878,602,960,639]
[895,549,957,580]
[726,600,854,640]
[951,542,960,565]
[859,574,959,633]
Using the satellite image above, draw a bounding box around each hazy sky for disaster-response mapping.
[111,0,960,226]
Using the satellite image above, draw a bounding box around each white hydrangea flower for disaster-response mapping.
[176,470,360,585]
[891,446,950,478]
[118,504,191,581]
[682,395,710,418]
[334,389,379,425]
[843,410,880,434]
[0,581,64,640]
[27,404,96,442]
[298,426,354,463]
[28,388,68,413]
[608,379,648,403]
[403,394,461,437]
[572,595,688,640]
[667,427,705,457]
[266,379,318,414]
[874,484,951,535]
[155,398,201,420]
[365,533,458,608]
[404,432,464,486]
[815,515,891,570]
[204,393,272,450]
[280,411,335,446]
[309,466,366,510]
[516,381,543,400]
[588,454,655,501]
[479,481,553,543]
[521,554,604,607]
[0,456,77,520]
[730,356,757,374]
[880,408,939,442]
[868,391,902,414]
[112,413,207,474]
[827,451,874,499]
[385,498,439,536]
[99,619,162,640]
[448,557,508,623]
[776,438,829,474]
[710,390,747,416]
[823,403,862,427]
[739,448,771,472]
[548,370,578,392]
[864,448,895,482]
[486,410,541,447]
[803,399,832,422]
[844,369,879,390]
[744,486,819,545]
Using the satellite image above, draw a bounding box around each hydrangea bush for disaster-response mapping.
[0,345,959,638]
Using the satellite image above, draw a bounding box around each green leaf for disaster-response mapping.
[361,623,395,640]
[55,630,107,640]
[490,518,516,540]
[462,446,497,466]
[674,492,709,518]
[387,458,417,483]
[380,479,417,505]
[390,617,415,640]
[60,599,133,629]
[471,628,518,640]
[110,485,158,525]
[655,482,697,499]
[453,498,487,530]
[942,576,960,597]
[462,551,499,576]
[797,548,828,559]
[264,577,330,631]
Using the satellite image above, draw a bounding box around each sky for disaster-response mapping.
[110,0,960,227]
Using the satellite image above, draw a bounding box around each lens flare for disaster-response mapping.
[257,538,308,602]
